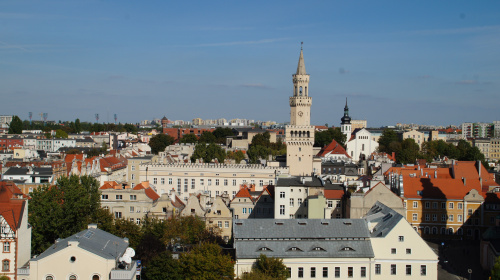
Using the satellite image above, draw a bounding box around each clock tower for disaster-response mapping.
[286,44,315,176]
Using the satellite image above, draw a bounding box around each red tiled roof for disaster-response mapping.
[317,139,349,158]
[324,189,344,199]
[144,188,160,201]
[0,181,26,232]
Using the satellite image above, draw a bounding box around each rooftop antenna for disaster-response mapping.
[301,41,303,50]
[43,113,48,125]
[114,114,117,124]
[28,112,32,125]
[95,114,99,123]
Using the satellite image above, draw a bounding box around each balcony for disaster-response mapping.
[110,261,138,280]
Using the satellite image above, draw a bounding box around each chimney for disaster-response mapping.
[420,169,423,177]
[477,160,481,177]
[88,224,97,229]
[434,170,437,178]
[462,177,466,186]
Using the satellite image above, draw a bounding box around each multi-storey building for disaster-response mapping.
[0,181,31,280]
[490,138,500,161]
[386,161,499,239]
[233,202,438,279]
[230,186,275,219]
[138,163,286,202]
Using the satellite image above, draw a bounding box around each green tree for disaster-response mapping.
[212,127,234,144]
[251,131,271,147]
[191,143,226,163]
[492,256,500,280]
[228,150,245,163]
[74,118,81,133]
[109,218,142,249]
[314,127,347,147]
[377,128,400,153]
[396,138,420,164]
[180,133,198,144]
[144,251,183,280]
[149,134,175,154]
[124,123,138,133]
[55,129,69,139]
[8,115,23,134]
[180,242,234,280]
[198,131,216,143]
[29,175,102,254]
[253,254,288,280]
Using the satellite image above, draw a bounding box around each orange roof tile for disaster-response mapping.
[324,189,344,199]
[317,139,349,158]
[0,181,27,232]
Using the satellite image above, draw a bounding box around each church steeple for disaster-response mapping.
[341,97,352,140]
[296,42,307,75]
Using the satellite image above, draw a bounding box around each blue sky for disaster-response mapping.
[1,1,499,127]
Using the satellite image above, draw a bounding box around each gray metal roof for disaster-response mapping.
[235,239,374,259]
[364,202,404,238]
[3,167,52,176]
[277,176,336,188]
[32,227,129,261]
[233,219,370,239]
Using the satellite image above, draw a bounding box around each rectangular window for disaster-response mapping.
[412,213,418,221]
[298,198,303,205]
[242,208,247,214]
[420,265,427,276]
[399,236,404,242]
[441,202,446,209]
[130,195,136,200]
[115,212,122,218]
[280,191,285,198]
[101,194,108,200]
[336,201,341,207]
[328,201,333,208]
[233,179,237,186]
[129,206,134,213]
[259,180,264,186]
[360,267,366,278]
[161,178,165,184]
[335,267,340,278]
[442,214,447,222]
[116,195,122,200]
[449,214,454,222]
[391,264,396,275]
[391,248,396,254]
[406,265,411,275]
[298,267,303,278]
[468,208,473,215]
[216,179,220,186]
[2,260,9,272]
[131,165,135,171]
[433,214,437,221]
[375,264,381,275]
[136,218,141,225]
[458,214,463,222]
[406,248,411,254]
[348,267,353,278]
[425,201,430,208]
[310,267,316,278]
[217,221,222,228]
[413,201,418,208]
[425,214,430,221]
[280,205,285,215]
[153,178,157,184]
[290,198,294,207]
[169,178,172,185]
[208,179,212,186]
[3,242,9,253]
[224,179,228,186]
[433,202,437,209]
[323,267,328,278]
[449,202,454,209]
[225,221,229,228]
[287,267,291,278]
[458,202,463,209]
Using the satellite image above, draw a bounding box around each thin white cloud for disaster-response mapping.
[413,25,500,36]
[198,38,288,47]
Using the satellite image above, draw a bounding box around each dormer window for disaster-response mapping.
[258,247,273,252]
[287,247,303,252]
[312,247,326,251]
[340,247,355,251]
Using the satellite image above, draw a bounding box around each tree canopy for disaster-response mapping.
[29,175,103,254]
[314,127,346,147]
[198,131,217,143]
[191,143,226,163]
[492,256,500,280]
[8,115,23,134]
[55,129,69,138]
[247,132,286,164]
[149,134,175,154]
[180,133,198,144]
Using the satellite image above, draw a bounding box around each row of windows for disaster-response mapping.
[412,212,477,222]
[291,266,367,278]
[416,201,464,209]
[101,194,136,200]
[45,275,100,280]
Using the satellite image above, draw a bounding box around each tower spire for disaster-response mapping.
[296,43,306,75]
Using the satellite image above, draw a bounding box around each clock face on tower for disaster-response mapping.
[298,111,303,117]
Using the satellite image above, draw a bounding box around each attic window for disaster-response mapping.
[83,231,94,239]
[340,247,355,251]
[321,222,329,225]
[312,247,326,251]
[235,222,243,225]
[287,247,302,252]
[417,191,423,196]
[258,247,273,252]
[298,222,307,225]
[275,222,284,225]
[343,222,352,226]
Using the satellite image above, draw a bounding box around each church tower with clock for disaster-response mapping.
[285,45,315,176]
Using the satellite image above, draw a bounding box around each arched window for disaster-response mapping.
[448,228,454,235]
[299,86,303,96]
[298,131,302,137]
[2,259,9,271]
[424,227,430,234]
[457,228,463,235]
[69,275,77,280]
[45,276,54,280]
[432,227,437,234]
[294,86,297,96]
[440,227,446,235]
[305,86,308,96]
[92,276,100,280]
[307,131,310,137]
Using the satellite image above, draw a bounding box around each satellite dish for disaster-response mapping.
[122,255,132,264]
[125,247,135,257]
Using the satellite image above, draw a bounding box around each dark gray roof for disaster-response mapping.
[233,219,373,259]
[233,219,370,239]
[277,176,337,188]
[236,239,373,259]
[364,201,404,238]
[32,227,129,261]
[3,167,52,176]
